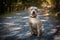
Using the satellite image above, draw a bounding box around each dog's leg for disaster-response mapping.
[37,22,44,37]
[37,24,40,37]
[31,28,34,35]
[29,22,34,35]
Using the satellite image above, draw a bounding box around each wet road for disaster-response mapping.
[0,11,60,40]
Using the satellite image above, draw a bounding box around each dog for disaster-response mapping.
[28,6,44,37]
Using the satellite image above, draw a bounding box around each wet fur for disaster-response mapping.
[29,6,44,36]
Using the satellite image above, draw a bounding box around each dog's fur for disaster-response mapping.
[28,6,44,36]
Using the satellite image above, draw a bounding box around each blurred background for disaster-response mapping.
[0,0,60,19]
[0,0,60,40]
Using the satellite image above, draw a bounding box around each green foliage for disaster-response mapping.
[0,0,60,14]
[0,0,42,14]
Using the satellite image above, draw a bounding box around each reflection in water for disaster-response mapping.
[41,19,47,22]
[0,11,60,40]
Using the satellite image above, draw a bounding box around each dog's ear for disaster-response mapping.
[28,7,31,13]
[37,9,43,15]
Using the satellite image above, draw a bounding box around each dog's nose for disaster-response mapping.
[33,11,35,14]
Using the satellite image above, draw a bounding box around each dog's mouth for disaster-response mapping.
[30,12,37,18]
[30,14,37,18]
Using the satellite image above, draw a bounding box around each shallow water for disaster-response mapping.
[0,11,60,40]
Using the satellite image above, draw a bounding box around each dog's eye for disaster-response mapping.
[35,9,38,12]
[35,9,37,11]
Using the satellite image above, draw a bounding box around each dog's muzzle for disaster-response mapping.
[30,11,37,18]
[32,11,35,15]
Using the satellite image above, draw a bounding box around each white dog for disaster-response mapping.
[28,6,44,37]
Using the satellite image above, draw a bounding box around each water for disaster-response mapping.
[0,11,60,40]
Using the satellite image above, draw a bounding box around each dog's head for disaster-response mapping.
[28,6,39,18]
